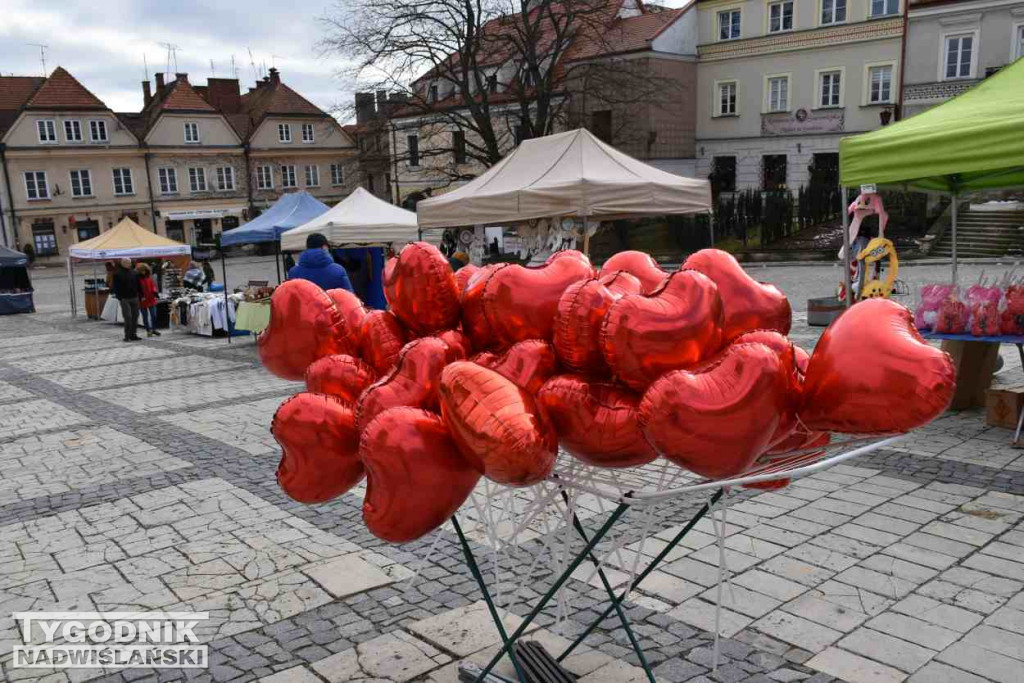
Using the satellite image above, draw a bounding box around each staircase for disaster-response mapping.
[931,206,1024,258]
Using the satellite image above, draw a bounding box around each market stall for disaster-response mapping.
[0,245,34,315]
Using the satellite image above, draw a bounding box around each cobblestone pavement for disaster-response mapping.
[2,264,1024,683]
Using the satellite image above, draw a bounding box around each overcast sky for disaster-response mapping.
[1,0,692,118]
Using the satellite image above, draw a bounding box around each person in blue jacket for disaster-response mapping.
[287,233,353,291]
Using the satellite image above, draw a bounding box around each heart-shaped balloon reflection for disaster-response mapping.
[732,330,801,447]
[437,328,472,359]
[356,337,456,432]
[272,393,363,503]
[601,270,724,391]
[359,310,408,374]
[360,407,480,543]
[460,264,506,350]
[600,251,668,293]
[799,299,956,433]
[305,354,378,403]
[554,278,622,375]
[439,361,558,486]
[326,288,368,352]
[259,280,350,381]
[474,339,558,395]
[384,242,461,335]
[599,270,644,297]
[639,343,791,479]
[794,346,810,376]
[537,374,657,468]
[454,264,481,296]
[684,249,791,342]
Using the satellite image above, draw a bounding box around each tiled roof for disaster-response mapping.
[0,76,44,110]
[115,112,147,140]
[158,77,217,112]
[566,5,687,60]
[223,113,253,140]
[240,79,327,119]
[25,67,107,110]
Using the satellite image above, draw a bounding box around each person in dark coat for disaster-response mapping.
[287,233,353,291]
[111,258,142,342]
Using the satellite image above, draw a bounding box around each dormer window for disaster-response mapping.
[279,123,292,143]
[37,120,57,144]
[89,120,108,143]
[301,123,314,143]
[429,85,439,103]
[184,122,200,144]
[64,120,82,142]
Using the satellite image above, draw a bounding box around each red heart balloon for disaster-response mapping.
[731,330,802,447]
[537,374,657,468]
[794,345,810,376]
[601,270,724,391]
[683,249,791,342]
[305,354,378,403]
[259,280,350,380]
[475,339,558,395]
[326,288,368,352]
[359,310,408,374]
[601,251,668,293]
[437,328,473,359]
[799,299,956,433]
[356,337,455,432]
[439,361,558,486]
[384,242,461,335]
[460,263,506,350]
[768,429,831,456]
[599,270,644,297]
[455,264,481,296]
[639,343,791,479]
[360,407,480,543]
[554,278,621,375]
[272,393,363,503]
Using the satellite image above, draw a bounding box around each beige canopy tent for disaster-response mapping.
[416,128,713,229]
[281,187,430,251]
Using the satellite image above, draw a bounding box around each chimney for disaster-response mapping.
[355,92,375,124]
[142,80,152,106]
[155,72,165,94]
[175,73,188,83]
[268,67,280,84]
[207,78,241,113]
[376,90,387,112]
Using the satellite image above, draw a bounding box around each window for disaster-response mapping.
[868,64,894,103]
[769,1,794,32]
[89,120,108,143]
[69,169,92,197]
[304,165,319,187]
[762,155,787,191]
[158,168,178,194]
[281,165,297,188]
[1016,25,1024,60]
[407,135,420,166]
[718,9,741,40]
[590,110,613,142]
[37,120,57,143]
[184,122,200,143]
[330,163,344,186]
[24,171,49,200]
[711,156,736,193]
[429,84,439,102]
[521,65,538,88]
[821,0,846,24]
[64,120,82,142]
[819,70,842,107]
[33,223,57,256]
[453,131,467,164]
[302,123,314,143]
[870,0,899,17]
[944,34,974,79]
[767,75,789,112]
[189,167,207,192]
[279,123,292,143]
[216,166,235,191]
[112,168,134,195]
[256,165,274,190]
[716,81,738,116]
[487,74,498,93]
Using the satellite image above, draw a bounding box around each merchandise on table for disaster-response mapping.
[170,291,242,336]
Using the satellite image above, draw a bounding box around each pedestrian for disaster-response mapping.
[136,262,161,337]
[287,233,353,291]
[283,252,296,272]
[184,261,207,291]
[202,260,216,285]
[449,251,469,272]
[111,257,142,342]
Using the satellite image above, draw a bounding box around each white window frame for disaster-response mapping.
[184,122,200,144]
[158,167,178,195]
[216,166,236,192]
[330,163,343,186]
[112,168,134,196]
[940,30,979,81]
[717,8,742,41]
[863,61,897,105]
[278,123,292,143]
[713,80,739,117]
[304,165,320,187]
[89,119,108,143]
[814,67,845,109]
[188,167,207,193]
[870,0,899,18]
[256,165,274,190]
[69,169,93,197]
[36,120,57,144]
[64,120,83,143]
[767,0,795,34]
[301,123,315,144]
[1013,22,1024,61]
[281,165,297,188]
[763,73,792,113]
[819,0,846,26]
[24,171,49,200]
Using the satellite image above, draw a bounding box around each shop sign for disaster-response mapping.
[163,208,245,220]
[761,109,844,136]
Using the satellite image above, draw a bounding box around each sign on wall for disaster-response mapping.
[761,109,844,136]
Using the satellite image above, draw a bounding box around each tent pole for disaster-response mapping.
[222,249,231,345]
[67,258,76,317]
[275,240,282,284]
[951,190,958,286]
[841,186,852,307]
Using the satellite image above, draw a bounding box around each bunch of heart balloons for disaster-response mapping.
[259,243,957,544]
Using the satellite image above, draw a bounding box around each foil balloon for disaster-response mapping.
[799,299,956,433]
[356,337,455,432]
[600,269,724,391]
[475,339,558,395]
[684,249,792,342]
[259,280,350,381]
[639,343,791,479]
[599,270,644,297]
[554,278,621,375]
[439,361,558,486]
[305,354,378,403]
[359,310,408,374]
[454,264,481,296]
[794,345,810,376]
[437,328,473,359]
[731,330,802,446]
[537,374,657,468]
[600,251,668,293]
[360,407,480,543]
[460,263,506,350]
[748,431,831,490]
[384,242,461,335]
[326,288,368,352]
[272,393,363,503]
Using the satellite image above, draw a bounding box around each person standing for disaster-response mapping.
[112,258,142,342]
[136,262,161,337]
[287,233,353,291]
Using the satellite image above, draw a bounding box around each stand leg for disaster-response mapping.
[452,516,527,683]
[1015,345,1024,446]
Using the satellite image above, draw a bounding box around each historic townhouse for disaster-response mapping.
[694,0,904,191]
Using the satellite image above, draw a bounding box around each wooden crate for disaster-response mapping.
[985,386,1024,429]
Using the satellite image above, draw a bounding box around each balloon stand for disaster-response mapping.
[442,435,904,683]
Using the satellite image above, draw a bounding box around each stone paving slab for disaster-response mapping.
[88,369,301,413]
[8,344,179,373]
[1,337,115,360]
[43,355,246,391]
[0,398,91,441]
[0,380,34,403]
[160,396,289,456]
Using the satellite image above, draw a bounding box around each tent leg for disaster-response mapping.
[841,185,852,308]
[222,250,231,345]
[275,240,282,285]
[67,258,76,318]
[951,191,958,286]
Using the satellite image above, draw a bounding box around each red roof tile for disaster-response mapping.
[159,77,217,111]
[26,67,106,110]
[240,79,327,120]
[566,5,687,60]
[0,76,44,110]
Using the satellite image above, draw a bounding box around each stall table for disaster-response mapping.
[234,301,271,333]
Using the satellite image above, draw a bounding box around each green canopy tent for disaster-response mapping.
[838,55,1024,296]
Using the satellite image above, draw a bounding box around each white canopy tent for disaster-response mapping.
[416,128,713,229]
[281,187,431,251]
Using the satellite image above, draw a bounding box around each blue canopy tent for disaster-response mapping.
[0,245,34,315]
